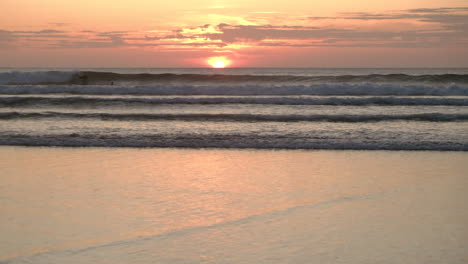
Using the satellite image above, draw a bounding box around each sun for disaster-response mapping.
[207,56,231,68]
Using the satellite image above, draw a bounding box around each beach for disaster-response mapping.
[1,68,467,263]
[3,0,468,262]
[1,146,467,263]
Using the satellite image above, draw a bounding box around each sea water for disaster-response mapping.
[0,68,467,150]
[1,68,467,263]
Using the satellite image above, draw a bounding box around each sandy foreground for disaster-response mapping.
[1,147,467,263]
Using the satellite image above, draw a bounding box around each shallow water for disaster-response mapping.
[1,147,467,263]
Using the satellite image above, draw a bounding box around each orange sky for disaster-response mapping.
[1,0,467,67]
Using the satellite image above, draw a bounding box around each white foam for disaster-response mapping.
[0,95,467,106]
[1,83,468,96]
[1,111,468,122]
[0,134,466,151]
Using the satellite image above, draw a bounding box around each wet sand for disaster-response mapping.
[1,147,467,263]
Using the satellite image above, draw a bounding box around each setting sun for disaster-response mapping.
[207,57,231,68]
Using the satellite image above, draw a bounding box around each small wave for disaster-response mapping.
[0,71,76,85]
[70,72,468,84]
[2,83,468,96]
[1,111,467,122]
[0,133,466,151]
[1,71,468,85]
[1,96,467,106]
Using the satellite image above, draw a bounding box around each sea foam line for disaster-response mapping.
[0,133,466,151]
[1,83,468,96]
[1,111,468,122]
[1,96,468,106]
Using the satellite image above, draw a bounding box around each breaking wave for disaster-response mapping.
[2,69,466,152]
[1,111,467,122]
[1,83,468,96]
[0,133,466,151]
[1,95,467,106]
[1,71,468,85]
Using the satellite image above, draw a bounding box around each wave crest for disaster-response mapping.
[1,71,468,85]
[2,83,468,96]
[1,96,467,106]
[2,111,467,122]
[0,133,466,151]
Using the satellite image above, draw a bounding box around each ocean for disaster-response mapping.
[1,68,467,150]
[1,68,468,263]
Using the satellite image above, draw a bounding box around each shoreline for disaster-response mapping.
[1,144,467,152]
[2,145,467,263]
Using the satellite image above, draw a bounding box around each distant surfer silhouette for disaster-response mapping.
[78,73,88,85]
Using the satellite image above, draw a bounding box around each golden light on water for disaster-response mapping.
[207,57,231,68]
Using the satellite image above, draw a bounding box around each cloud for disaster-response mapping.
[201,7,468,48]
[48,22,71,27]
[1,6,467,51]
[50,40,123,49]
[334,7,468,33]
[335,7,468,34]
[407,7,468,13]
[13,29,66,34]
[0,30,17,48]
[0,29,70,41]
[0,30,16,42]
[215,24,328,41]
